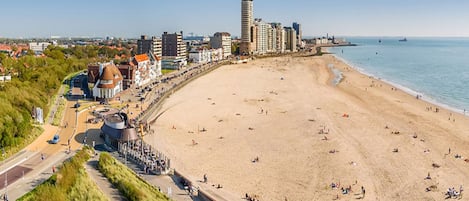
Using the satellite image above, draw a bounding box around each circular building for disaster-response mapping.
[101,112,139,148]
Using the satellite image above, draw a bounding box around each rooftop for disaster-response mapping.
[134,54,149,63]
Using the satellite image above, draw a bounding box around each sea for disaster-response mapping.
[329,37,469,114]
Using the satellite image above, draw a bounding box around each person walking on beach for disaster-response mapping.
[361,186,365,198]
[203,174,207,183]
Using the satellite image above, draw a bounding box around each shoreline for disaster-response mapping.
[327,48,469,116]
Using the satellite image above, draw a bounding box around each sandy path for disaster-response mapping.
[145,54,469,201]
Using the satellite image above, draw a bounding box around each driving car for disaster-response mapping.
[50,134,60,144]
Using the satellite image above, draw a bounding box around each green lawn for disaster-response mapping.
[161,69,176,75]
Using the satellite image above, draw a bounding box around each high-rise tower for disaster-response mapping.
[293,22,302,48]
[240,0,253,54]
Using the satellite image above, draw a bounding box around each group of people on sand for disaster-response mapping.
[446,186,463,199]
[331,181,365,199]
[252,156,259,163]
[245,193,260,201]
[425,106,440,113]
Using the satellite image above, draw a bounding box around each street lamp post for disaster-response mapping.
[75,109,78,128]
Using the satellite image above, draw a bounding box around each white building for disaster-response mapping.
[267,25,277,53]
[29,42,51,53]
[271,23,285,53]
[284,27,297,52]
[0,75,11,82]
[211,32,232,58]
[321,37,329,45]
[254,19,271,54]
[92,62,123,100]
[131,53,161,87]
[189,48,223,64]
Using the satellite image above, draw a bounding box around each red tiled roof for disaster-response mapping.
[0,44,12,51]
[98,63,123,89]
[134,54,149,63]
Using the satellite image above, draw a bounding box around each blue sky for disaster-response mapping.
[1,0,468,38]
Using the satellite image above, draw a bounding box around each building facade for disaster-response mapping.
[254,19,270,54]
[211,32,232,58]
[130,53,161,87]
[271,23,285,53]
[101,111,138,148]
[162,31,186,59]
[29,42,51,53]
[90,62,124,100]
[240,0,253,54]
[161,31,187,69]
[89,52,161,91]
[284,27,297,52]
[293,22,302,48]
[189,48,223,64]
[267,25,276,53]
[137,35,162,58]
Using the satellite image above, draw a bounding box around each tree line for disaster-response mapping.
[0,45,131,148]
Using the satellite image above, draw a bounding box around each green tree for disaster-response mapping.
[0,53,6,63]
[26,49,35,56]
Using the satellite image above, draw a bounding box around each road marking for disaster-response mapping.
[0,157,29,175]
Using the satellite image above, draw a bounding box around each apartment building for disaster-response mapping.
[137,35,162,58]
[211,32,232,58]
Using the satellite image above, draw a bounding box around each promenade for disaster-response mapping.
[0,57,245,200]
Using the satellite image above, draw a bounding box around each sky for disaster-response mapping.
[1,0,469,38]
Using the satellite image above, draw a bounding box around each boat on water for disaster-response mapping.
[399,38,407,42]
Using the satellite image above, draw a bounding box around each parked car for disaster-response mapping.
[50,134,60,144]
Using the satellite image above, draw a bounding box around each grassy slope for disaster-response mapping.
[18,147,108,201]
[98,152,170,201]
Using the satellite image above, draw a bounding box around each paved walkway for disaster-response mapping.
[85,157,127,201]
[47,85,65,124]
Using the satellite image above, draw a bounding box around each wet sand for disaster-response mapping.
[145,54,469,200]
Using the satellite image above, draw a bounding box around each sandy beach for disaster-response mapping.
[144,53,469,200]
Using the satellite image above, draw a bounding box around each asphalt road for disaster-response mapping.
[0,166,33,190]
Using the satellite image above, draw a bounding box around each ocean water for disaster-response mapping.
[329,37,469,113]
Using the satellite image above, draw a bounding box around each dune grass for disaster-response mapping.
[98,152,169,201]
[18,146,108,201]
[0,126,43,161]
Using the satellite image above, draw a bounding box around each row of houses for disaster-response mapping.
[87,52,161,100]
[137,31,232,69]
